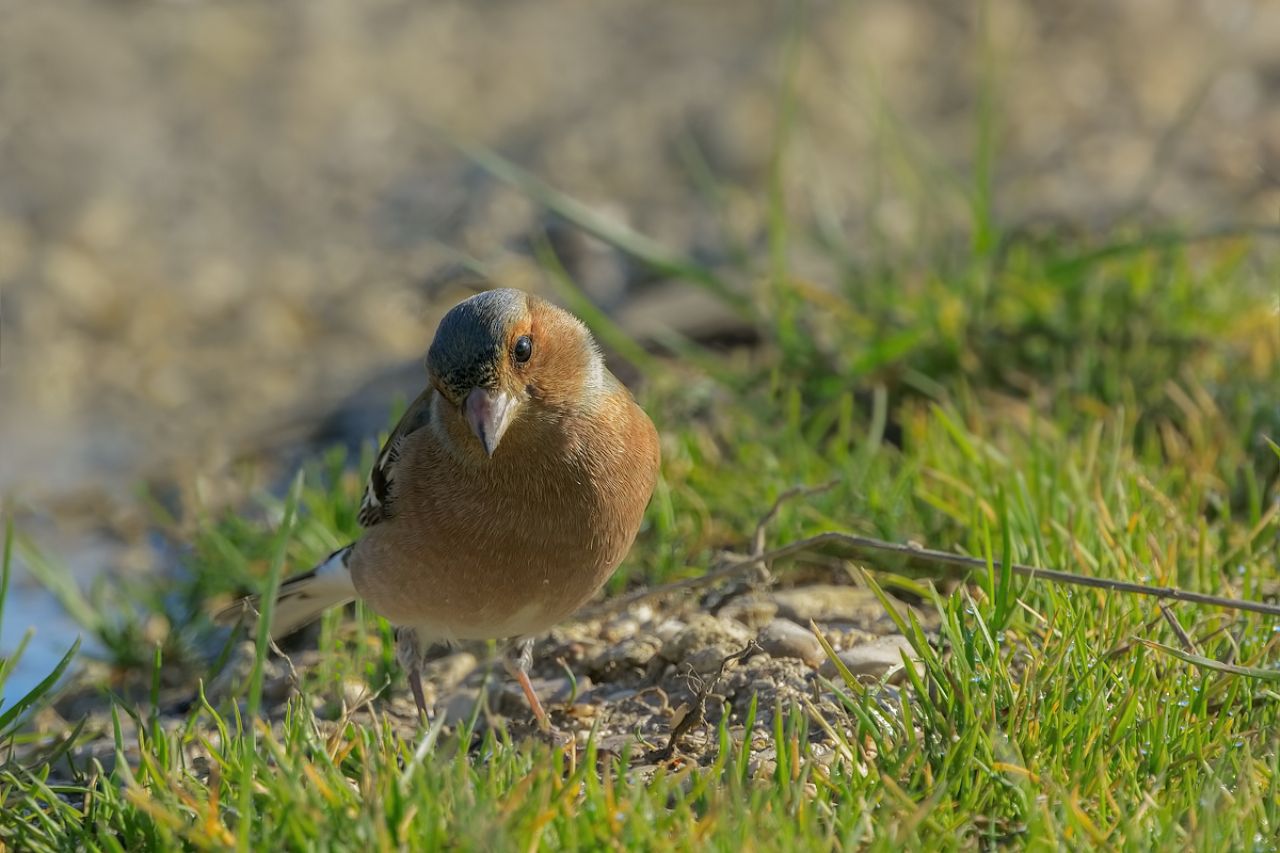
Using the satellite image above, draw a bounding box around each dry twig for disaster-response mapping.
[582,531,1280,621]
[649,640,759,761]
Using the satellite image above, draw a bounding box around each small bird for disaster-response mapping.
[224,288,660,729]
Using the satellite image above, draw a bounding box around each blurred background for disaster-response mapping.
[2,0,1278,698]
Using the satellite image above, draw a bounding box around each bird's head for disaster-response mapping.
[426,288,606,457]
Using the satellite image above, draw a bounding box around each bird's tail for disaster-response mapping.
[217,545,358,640]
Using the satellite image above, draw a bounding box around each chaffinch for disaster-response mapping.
[226,288,660,728]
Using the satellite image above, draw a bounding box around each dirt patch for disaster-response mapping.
[22,574,936,782]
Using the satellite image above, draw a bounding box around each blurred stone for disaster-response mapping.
[659,614,753,665]
[756,618,826,668]
[717,597,780,631]
[437,688,483,726]
[45,247,115,323]
[723,656,815,716]
[341,678,373,709]
[423,651,479,694]
[684,646,739,677]
[766,585,884,625]
[653,618,687,643]
[629,603,656,625]
[586,634,663,679]
[601,615,641,643]
[818,635,920,685]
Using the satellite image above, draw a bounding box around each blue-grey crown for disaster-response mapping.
[427,289,527,395]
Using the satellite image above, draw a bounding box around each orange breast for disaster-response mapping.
[350,394,659,640]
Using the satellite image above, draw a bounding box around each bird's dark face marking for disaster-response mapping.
[426,289,528,403]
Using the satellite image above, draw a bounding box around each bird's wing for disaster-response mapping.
[357,388,435,528]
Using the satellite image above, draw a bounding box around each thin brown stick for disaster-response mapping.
[580,531,1280,621]
[1158,603,1197,653]
[649,640,759,761]
[752,480,839,557]
[813,534,1280,617]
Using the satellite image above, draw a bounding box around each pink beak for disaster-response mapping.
[463,388,519,456]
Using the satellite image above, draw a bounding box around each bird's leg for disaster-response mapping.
[395,627,431,723]
[503,638,550,732]
[408,669,428,721]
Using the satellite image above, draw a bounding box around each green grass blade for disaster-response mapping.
[14,537,101,635]
[0,636,81,732]
[0,514,12,643]
[1136,639,1280,683]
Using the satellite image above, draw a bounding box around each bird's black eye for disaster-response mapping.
[513,335,533,363]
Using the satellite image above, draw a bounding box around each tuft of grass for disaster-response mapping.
[0,518,83,743]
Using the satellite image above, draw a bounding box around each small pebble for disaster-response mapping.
[602,616,640,643]
[716,597,779,630]
[342,678,375,708]
[437,688,483,725]
[684,645,739,676]
[756,618,826,667]
[630,603,656,625]
[653,618,688,643]
[818,635,920,684]
[767,585,883,624]
[659,614,753,664]
[423,651,478,693]
[586,635,663,676]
